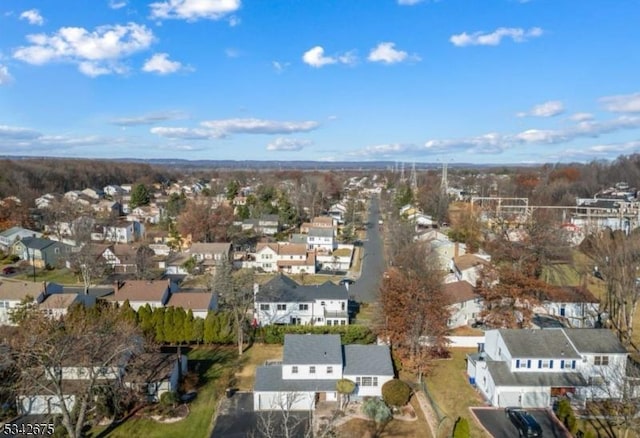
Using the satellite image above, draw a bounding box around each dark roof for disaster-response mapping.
[260,214,280,223]
[564,329,627,354]
[255,275,348,303]
[283,334,342,365]
[486,361,587,387]
[497,329,581,359]
[343,345,393,376]
[443,281,479,305]
[254,365,338,392]
[18,237,57,251]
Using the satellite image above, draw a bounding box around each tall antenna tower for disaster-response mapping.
[441,161,448,195]
[410,162,418,193]
[400,162,406,184]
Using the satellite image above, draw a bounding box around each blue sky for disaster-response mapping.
[1,0,640,164]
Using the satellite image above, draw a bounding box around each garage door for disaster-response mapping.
[256,392,314,411]
[498,391,521,407]
[522,391,549,408]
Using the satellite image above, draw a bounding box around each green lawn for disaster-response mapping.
[15,267,80,284]
[424,348,491,438]
[93,346,237,438]
[235,343,283,391]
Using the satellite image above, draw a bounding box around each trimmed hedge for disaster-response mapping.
[255,324,376,345]
[381,379,412,407]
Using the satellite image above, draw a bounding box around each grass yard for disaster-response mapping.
[352,302,378,327]
[424,348,491,438]
[93,346,237,438]
[235,343,283,391]
[16,267,79,284]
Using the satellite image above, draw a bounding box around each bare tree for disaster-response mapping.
[211,258,255,356]
[7,304,144,438]
[68,216,103,294]
[582,229,640,349]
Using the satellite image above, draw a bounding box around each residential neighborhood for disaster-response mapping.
[0,162,639,438]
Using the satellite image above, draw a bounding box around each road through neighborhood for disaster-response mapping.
[348,196,386,304]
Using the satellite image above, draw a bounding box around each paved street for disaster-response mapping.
[347,196,385,304]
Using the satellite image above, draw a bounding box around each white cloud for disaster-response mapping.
[450,27,543,47]
[347,115,640,158]
[267,137,312,151]
[0,65,12,85]
[0,125,41,140]
[517,100,564,118]
[150,0,241,21]
[142,53,184,74]
[109,0,128,9]
[557,141,640,160]
[150,127,214,140]
[19,9,44,26]
[111,111,187,126]
[13,23,155,76]
[272,61,289,73]
[201,118,320,135]
[368,42,418,64]
[152,118,321,140]
[600,92,640,113]
[302,46,355,68]
[228,16,241,27]
[569,112,594,122]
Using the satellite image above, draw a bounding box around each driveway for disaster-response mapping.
[211,392,310,438]
[471,407,570,438]
[347,196,385,303]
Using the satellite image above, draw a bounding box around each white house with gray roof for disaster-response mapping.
[253,275,349,327]
[253,334,393,411]
[307,228,336,252]
[467,328,628,408]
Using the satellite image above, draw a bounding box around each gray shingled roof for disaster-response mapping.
[498,329,581,359]
[283,334,342,365]
[343,345,393,376]
[254,365,338,392]
[255,275,348,303]
[308,228,334,238]
[486,361,587,387]
[19,237,57,251]
[564,329,627,354]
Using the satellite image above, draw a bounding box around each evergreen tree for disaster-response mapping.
[173,308,186,344]
[120,300,138,325]
[163,307,176,344]
[184,310,195,343]
[130,183,151,209]
[193,318,205,344]
[138,304,154,335]
[152,307,166,343]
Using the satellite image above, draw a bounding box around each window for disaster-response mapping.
[298,304,309,311]
[327,320,332,326]
[340,320,346,326]
[327,366,333,374]
[309,366,316,374]
[276,304,286,311]
[594,356,609,366]
[539,360,551,369]
[292,366,298,374]
[260,304,269,311]
[561,360,575,369]
[320,301,326,306]
[359,377,378,387]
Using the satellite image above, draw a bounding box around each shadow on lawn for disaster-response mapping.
[94,346,238,438]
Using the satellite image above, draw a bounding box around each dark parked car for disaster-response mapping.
[339,278,355,286]
[1,266,17,275]
[506,407,543,437]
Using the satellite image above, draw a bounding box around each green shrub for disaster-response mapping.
[381,379,412,407]
[8,255,20,263]
[256,324,375,345]
[452,417,470,438]
[160,391,179,407]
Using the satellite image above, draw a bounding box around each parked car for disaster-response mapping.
[339,278,355,286]
[506,407,543,437]
[1,266,17,275]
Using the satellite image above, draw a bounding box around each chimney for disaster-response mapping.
[253,283,259,297]
[42,281,48,296]
[454,242,460,258]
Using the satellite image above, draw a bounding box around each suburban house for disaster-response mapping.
[443,281,483,329]
[100,244,141,274]
[301,217,336,233]
[103,184,126,197]
[451,253,491,286]
[328,203,347,223]
[165,291,217,319]
[253,243,316,274]
[536,286,601,328]
[307,228,336,252]
[38,293,96,319]
[11,237,71,268]
[188,242,232,271]
[92,200,122,217]
[254,334,394,411]
[92,221,145,244]
[258,214,280,236]
[0,281,63,325]
[467,328,629,408]
[253,275,349,327]
[124,351,188,403]
[127,205,163,224]
[81,187,104,200]
[254,243,278,272]
[0,227,42,251]
[316,245,353,272]
[109,280,178,311]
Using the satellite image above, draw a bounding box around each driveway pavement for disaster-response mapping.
[471,407,570,438]
[211,392,310,438]
[347,196,385,303]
